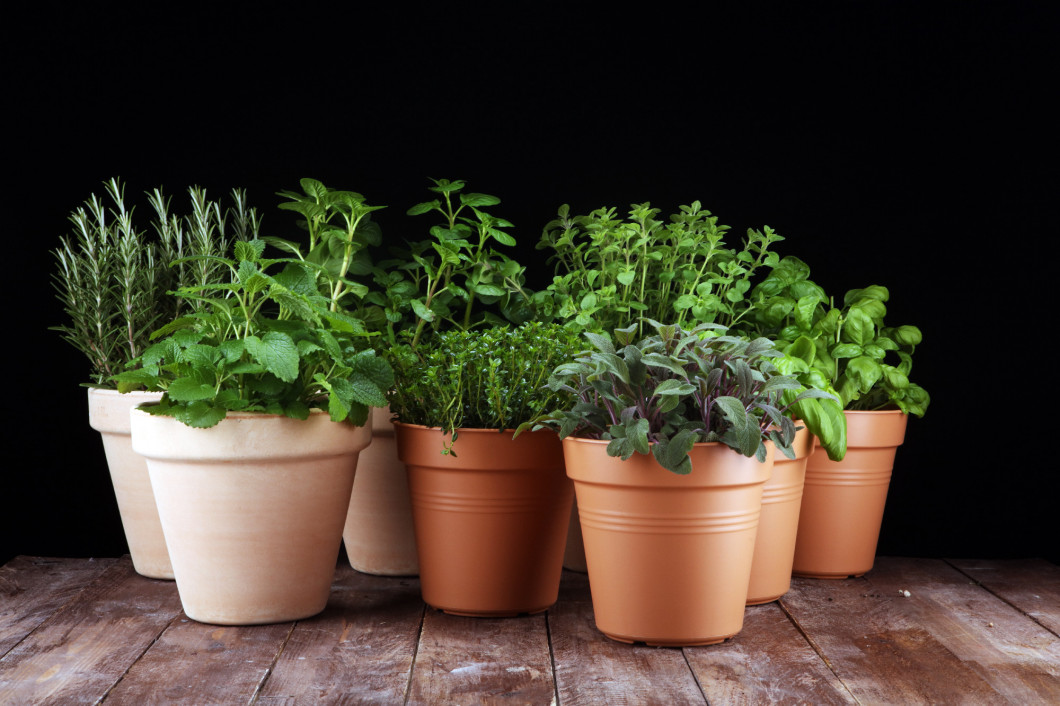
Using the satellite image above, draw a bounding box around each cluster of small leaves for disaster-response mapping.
[540,320,837,474]
[362,178,539,349]
[112,239,392,428]
[749,256,929,418]
[387,322,584,454]
[537,201,784,337]
[51,178,257,385]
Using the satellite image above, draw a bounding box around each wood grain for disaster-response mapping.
[0,556,117,657]
[781,556,1060,704]
[408,609,555,705]
[685,602,856,705]
[257,567,425,705]
[550,570,706,705]
[0,558,183,704]
[948,557,1060,635]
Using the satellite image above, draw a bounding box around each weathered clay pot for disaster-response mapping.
[564,437,773,646]
[396,424,573,617]
[746,426,815,604]
[342,406,419,576]
[87,388,172,579]
[792,410,908,579]
[131,408,371,625]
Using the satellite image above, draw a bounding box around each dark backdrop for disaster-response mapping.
[5,4,1056,565]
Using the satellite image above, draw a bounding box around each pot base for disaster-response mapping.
[745,594,782,606]
[792,570,867,580]
[438,605,550,618]
[603,631,734,647]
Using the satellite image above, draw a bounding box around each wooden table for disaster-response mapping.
[1,556,1057,704]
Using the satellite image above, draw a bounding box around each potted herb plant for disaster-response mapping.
[388,322,581,616]
[51,178,258,579]
[338,178,540,577]
[118,182,393,625]
[538,320,830,645]
[749,256,930,578]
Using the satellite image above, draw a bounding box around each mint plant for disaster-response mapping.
[388,323,583,454]
[112,238,392,428]
[538,320,837,474]
[537,201,784,336]
[750,256,929,419]
[51,178,257,385]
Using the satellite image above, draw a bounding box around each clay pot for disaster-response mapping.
[342,406,419,576]
[792,410,908,579]
[87,388,172,580]
[746,426,815,604]
[563,437,773,646]
[131,408,371,625]
[395,424,573,617]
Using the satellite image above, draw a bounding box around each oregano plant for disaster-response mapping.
[536,320,837,474]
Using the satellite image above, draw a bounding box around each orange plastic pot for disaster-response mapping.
[563,437,773,646]
[87,388,172,579]
[395,424,573,617]
[342,406,419,576]
[792,410,908,579]
[562,502,588,572]
[746,426,815,604]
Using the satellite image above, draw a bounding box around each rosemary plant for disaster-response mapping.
[51,178,258,385]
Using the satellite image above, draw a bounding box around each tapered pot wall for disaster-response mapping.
[564,438,772,646]
[746,427,814,604]
[792,410,908,579]
[562,502,588,572]
[396,424,573,617]
[87,388,172,579]
[131,409,370,625]
[342,406,419,576]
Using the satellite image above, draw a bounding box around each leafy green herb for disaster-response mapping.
[538,320,836,473]
[750,256,929,418]
[51,178,257,385]
[389,322,583,453]
[537,202,784,336]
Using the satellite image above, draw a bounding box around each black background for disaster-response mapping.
[4,3,1056,565]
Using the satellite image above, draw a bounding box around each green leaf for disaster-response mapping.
[244,332,300,382]
[167,377,217,402]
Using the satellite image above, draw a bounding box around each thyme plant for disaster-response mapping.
[388,323,583,453]
[51,178,257,385]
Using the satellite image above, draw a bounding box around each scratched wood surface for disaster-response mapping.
[1,556,1057,704]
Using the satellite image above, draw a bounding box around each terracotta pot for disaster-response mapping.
[792,410,908,579]
[562,501,588,572]
[87,388,172,580]
[131,408,371,625]
[395,424,573,617]
[563,437,772,646]
[342,406,419,576]
[746,426,815,604]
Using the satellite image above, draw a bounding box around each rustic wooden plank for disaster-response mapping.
[407,609,555,705]
[684,602,856,705]
[102,617,293,704]
[947,558,1060,635]
[0,556,118,657]
[781,556,1060,705]
[550,570,706,705]
[257,566,424,705]
[0,557,183,705]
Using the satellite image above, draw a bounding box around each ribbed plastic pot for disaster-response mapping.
[342,406,419,576]
[131,408,371,625]
[87,388,172,579]
[395,424,573,617]
[746,426,815,604]
[563,437,773,646]
[792,410,908,579]
[562,502,588,572]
